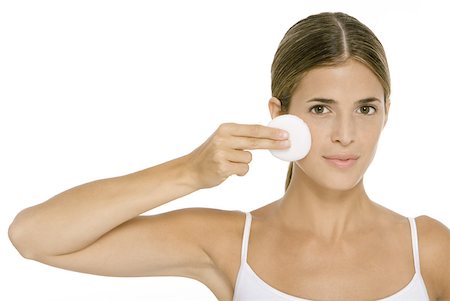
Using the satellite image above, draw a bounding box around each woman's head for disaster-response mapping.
[269,12,391,191]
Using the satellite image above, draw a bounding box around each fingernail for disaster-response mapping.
[281,139,291,147]
[279,130,289,139]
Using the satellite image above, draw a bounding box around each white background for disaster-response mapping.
[1,1,449,300]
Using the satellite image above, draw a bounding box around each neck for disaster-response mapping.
[276,165,375,241]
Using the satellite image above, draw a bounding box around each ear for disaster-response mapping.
[268,97,284,119]
[383,98,391,128]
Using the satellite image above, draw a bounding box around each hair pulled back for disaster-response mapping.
[271,12,391,190]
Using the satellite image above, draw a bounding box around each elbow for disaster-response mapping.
[8,213,39,260]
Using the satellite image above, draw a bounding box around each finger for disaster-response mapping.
[221,123,289,140]
[228,136,291,150]
[229,162,250,177]
[226,150,252,164]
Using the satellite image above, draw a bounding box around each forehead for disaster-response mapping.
[291,59,384,104]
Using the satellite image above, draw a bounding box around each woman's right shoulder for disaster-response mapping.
[159,207,248,290]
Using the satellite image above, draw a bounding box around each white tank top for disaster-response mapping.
[233,212,430,301]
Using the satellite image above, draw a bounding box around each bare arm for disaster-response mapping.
[8,123,289,279]
[9,155,197,258]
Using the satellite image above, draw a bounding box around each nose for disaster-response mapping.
[331,115,355,146]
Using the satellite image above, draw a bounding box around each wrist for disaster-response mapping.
[173,153,203,192]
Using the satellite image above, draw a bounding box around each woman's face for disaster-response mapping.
[284,59,389,191]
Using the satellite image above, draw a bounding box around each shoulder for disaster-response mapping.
[416,215,450,259]
[167,207,247,288]
[415,215,450,300]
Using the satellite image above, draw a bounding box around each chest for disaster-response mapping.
[244,221,416,300]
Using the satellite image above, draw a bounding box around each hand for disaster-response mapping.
[187,123,289,189]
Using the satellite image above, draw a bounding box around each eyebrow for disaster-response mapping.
[306,97,382,105]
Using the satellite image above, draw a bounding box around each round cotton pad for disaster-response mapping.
[267,114,311,161]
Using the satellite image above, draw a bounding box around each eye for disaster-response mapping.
[309,105,330,115]
[358,106,377,115]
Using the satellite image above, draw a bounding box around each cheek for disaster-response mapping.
[356,120,384,144]
[303,118,333,146]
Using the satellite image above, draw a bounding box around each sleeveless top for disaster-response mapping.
[233,212,430,301]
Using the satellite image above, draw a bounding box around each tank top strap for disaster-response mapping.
[408,217,422,275]
[240,212,253,263]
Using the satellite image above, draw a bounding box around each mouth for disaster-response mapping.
[323,155,359,168]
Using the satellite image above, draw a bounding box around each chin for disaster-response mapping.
[320,178,362,192]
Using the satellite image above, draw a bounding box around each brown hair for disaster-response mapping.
[270,12,391,190]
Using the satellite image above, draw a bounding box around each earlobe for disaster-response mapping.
[268,97,283,119]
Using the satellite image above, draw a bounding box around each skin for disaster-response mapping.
[9,59,450,301]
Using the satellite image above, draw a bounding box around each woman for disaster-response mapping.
[8,12,449,301]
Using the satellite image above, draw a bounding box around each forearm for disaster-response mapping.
[9,154,198,258]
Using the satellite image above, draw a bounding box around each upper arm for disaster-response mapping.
[416,216,450,300]
[33,208,222,280]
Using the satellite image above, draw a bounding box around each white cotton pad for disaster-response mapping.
[267,114,311,161]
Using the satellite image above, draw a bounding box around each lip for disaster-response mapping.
[323,155,359,168]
